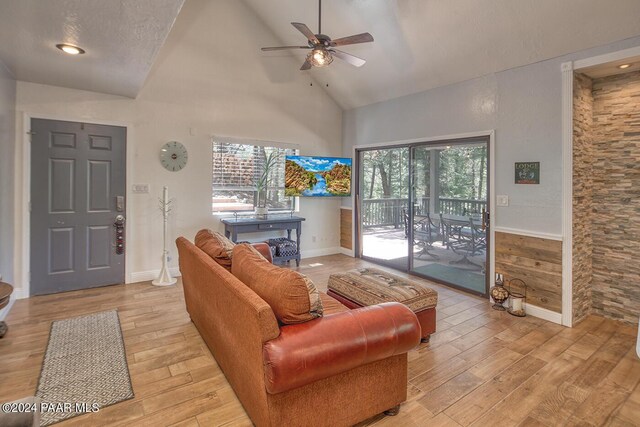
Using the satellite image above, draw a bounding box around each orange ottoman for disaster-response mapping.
[328,268,438,343]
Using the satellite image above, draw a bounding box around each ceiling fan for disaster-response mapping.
[261,0,374,70]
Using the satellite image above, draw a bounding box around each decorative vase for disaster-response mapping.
[255,206,268,219]
[490,273,509,311]
[255,189,268,219]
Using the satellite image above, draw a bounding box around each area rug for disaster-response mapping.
[36,310,133,426]
[413,263,486,293]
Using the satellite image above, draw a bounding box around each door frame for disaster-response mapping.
[18,112,134,298]
[352,130,496,299]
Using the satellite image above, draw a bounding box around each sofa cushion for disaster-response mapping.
[232,244,323,324]
[195,229,235,271]
[319,292,349,315]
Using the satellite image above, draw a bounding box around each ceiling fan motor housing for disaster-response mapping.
[311,34,332,47]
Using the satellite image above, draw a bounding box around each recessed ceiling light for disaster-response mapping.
[618,64,631,69]
[55,44,85,55]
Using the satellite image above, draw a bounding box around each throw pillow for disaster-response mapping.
[194,229,235,271]
[232,244,323,324]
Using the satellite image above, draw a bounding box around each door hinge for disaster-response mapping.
[27,131,36,142]
[29,201,32,212]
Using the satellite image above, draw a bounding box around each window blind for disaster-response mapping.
[212,139,297,213]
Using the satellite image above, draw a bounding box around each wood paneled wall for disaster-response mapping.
[340,208,352,250]
[495,231,563,313]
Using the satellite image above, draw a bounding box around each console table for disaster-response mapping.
[221,215,305,266]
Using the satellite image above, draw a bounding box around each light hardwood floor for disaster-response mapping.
[1,254,639,426]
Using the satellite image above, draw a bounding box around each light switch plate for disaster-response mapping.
[497,195,509,207]
[132,184,150,194]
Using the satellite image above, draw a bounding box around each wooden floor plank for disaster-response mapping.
[470,354,584,427]
[0,254,637,427]
[444,355,547,426]
[417,371,485,415]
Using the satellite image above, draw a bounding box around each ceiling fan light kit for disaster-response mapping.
[309,48,333,67]
[261,0,373,70]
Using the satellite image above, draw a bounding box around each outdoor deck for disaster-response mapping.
[362,226,486,294]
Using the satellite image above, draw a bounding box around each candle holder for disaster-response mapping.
[490,273,509,311]
[507,278,526,317]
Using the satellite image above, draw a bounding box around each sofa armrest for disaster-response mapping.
[262,302,421,394]
[252,243,273,263]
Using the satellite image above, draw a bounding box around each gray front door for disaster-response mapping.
[30,119,126,296]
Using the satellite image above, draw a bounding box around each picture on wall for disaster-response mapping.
[515,162,540,184]
[285,156,352,197]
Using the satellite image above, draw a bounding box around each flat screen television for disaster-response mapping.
[285,155,352,197]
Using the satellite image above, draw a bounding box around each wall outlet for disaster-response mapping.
[497,195,509,207]
[312,236,317,243]
[132,184,150,194]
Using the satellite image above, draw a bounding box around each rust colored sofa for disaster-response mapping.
[176,236,421,427]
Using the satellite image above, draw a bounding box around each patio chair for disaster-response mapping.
[468,215,487,255]
[401,206,422,238]
[413,213,443,259]
[440,214,482,268]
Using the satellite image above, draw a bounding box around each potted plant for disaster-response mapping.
[255,149,280,219]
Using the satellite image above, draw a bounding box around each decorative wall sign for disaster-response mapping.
[515,162,540,184]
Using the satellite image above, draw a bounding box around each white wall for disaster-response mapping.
[0,60,16,286]
[12,0,343,296]
[0,59,16,320]
[343,36,640,236]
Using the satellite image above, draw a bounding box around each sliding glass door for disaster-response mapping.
[409,142,488,295]
[357,147,410,269]
[356,137,489,295]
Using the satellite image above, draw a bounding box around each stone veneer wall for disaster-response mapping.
[572,73,594,324]
[590,71,640,324]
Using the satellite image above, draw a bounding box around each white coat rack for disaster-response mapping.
[153,186,177,286]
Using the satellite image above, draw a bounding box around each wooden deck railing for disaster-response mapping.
[438,198,487,216]
[361,197,486,228]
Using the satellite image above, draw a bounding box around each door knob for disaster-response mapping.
[114,215,125,255]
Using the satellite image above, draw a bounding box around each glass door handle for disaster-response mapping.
[481,208,489,231]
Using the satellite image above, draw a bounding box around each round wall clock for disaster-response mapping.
[160,141,188,171]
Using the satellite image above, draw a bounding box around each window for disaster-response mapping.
[212,138,298,213]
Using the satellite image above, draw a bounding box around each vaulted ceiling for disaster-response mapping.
[245,0,640,109]
[1,0,640,108]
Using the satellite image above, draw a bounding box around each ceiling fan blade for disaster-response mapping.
[330,49,366,67]
[330,32,374,47]
[261,46,311,51]
[300,58,312,71]
[291,22,320,45]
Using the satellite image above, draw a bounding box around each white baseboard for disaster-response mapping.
[339,247,354,257]
[526,304,563,324]
[13,288,27,300]
[300,247,341,259]
[129,267,181,284]
[493,226,563,242]
[0,297,15,321]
